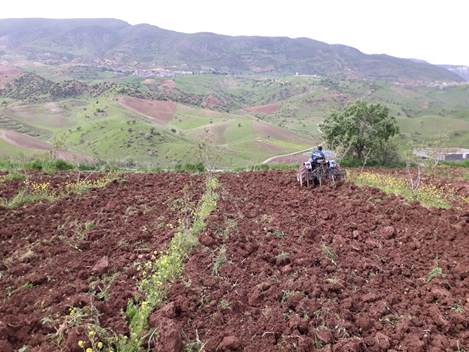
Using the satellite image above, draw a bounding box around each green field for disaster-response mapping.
[164,75,469,147]
[0,93,314,168]
[1,73,469,168]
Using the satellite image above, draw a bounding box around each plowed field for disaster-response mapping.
[0,172,204,351]
[1,170,468,352]
[155,172,469,352]
[117,96,177,124]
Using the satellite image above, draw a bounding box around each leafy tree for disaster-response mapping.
[320,101,399,163]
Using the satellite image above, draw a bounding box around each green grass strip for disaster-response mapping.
[117,176,219,351]
[1,189,57,208]
[0,171,26,183]
[349,171,451,209]
[63,174,118,194]
[0,173,118,209]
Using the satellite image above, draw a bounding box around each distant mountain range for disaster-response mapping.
[0,18,463,83]
[440,65,469,81]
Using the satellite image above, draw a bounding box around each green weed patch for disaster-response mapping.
[0,171,26,183]
[1,189,56,208]
[117,176,219,351]
[64,174,118,194]
[349,171,451,209]
[1,173,118,209]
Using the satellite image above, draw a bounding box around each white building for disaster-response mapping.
[414,148,469,161]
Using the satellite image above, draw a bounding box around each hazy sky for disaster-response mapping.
[2,0,469,65]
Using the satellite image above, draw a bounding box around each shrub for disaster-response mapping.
[28,160,44,170]
[51,159,74,171]
[0,160,17,169]
[78,163,98,171]
[175,162,206,173]
[21,159,75,172]
[340,155,405,168]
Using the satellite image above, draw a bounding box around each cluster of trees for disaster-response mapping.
[320,101,400,166]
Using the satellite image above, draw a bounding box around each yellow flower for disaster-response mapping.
[97,341,104,349]
[78,340,85,348]
[88,330,96,337]
[86,348,93,352]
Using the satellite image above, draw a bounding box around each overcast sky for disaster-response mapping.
[2,0,468,65]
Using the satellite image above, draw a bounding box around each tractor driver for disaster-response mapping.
[310,145,325,164]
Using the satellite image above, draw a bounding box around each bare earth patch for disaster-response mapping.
[0,129,51,150]
[160,79,177,89]
[118,96,177,125]
[0,64,23,89]
[246,102,280,114]
[0,129,94,164]
[203,95,223,108]
[43,102,64,113]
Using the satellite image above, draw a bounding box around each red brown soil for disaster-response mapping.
[1,129,51,150]
[203,95,223,108]
[152,171,469,352]
[246,103,280,115]
[0,172,204,352]
[1,170,468,351]
[55,151,95,165]
[0,177,24,200]
[160,79,177,90]
[0,129,95,164]
[118,96,177,124]
[0,64,22,89]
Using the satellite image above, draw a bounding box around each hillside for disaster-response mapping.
[1,69,469,166]
[162,75,469,147]
[0,92,314,168]
[0,18,462,82]
[440,65,469,81]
